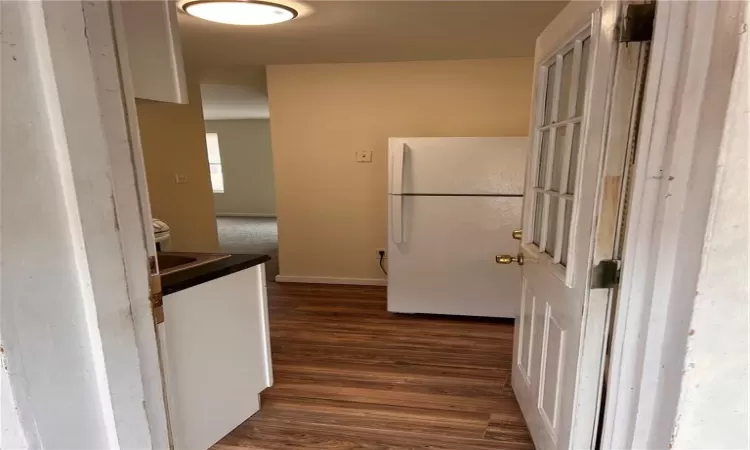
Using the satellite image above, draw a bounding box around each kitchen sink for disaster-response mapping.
[157,252,231,275]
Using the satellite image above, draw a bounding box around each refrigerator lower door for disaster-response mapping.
[388,195,522,318]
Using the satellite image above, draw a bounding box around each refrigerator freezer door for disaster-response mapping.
[387,196,522,318]
[388,137,528,195]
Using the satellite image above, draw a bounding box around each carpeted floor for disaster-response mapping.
[216,216,279,280]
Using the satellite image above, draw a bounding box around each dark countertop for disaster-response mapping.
[161,253,270,296]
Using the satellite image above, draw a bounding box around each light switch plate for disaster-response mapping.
[355,150,373,163]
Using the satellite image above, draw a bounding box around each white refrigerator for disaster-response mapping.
[387,137,528,318]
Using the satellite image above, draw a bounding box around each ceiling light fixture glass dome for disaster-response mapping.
[182,0,298,26]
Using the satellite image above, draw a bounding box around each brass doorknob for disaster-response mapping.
[496,253,524,266]
[512,230,522,240]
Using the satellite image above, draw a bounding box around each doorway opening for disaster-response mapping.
[201,83,280,280]
[117,0,690,449]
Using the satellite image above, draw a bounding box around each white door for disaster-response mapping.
[507,2,644,449]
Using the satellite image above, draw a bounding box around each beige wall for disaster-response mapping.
[267,58,534,281]
[136,80,219,252]
[205,119,276,216]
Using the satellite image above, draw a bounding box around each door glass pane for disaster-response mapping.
[576,37,591,116]
[533,192,544,245]
[558,49,575,119]
[551,126,567,192]
[567,124,582,194]
[543,63,557,126]
[536,131,550,187]
[545,196,559,257]
[561,199,573,266]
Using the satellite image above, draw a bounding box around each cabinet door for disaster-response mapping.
[161,265,272,449]
[118,0,188,104]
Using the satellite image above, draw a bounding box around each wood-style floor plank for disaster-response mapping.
[211,282,534,449]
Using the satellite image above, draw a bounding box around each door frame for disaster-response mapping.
[84,1,173,448]
[108,2,173,447]
[601,0,745,448]
[2,0,167,447]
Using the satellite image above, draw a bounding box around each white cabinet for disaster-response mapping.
[117,0,188,104]
[158,265,273,449]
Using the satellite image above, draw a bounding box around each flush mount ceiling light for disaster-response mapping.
[182,0,298,26]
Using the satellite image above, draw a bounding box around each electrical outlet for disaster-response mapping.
[376,249,386,259]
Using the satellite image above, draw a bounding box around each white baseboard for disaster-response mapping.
[216,213,277,218]
[274,275,387,286]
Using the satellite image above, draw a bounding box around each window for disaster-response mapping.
[205,132,224,193]
[529,33,592,270]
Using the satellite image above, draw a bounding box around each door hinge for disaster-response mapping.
[591,259,621,289]
[149,256,165,324]
[619,3,656,43]
[150,286,165,324]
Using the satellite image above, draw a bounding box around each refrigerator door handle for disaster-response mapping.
[390,195,404,244]
[390,143,408,195]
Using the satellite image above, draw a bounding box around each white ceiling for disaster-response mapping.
[201,84,270,120]
[189,1,567,120]
[179,1,567,76]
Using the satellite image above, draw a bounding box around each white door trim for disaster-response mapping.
[2,1,162,447]
[601,1,745,448]
[108,2,173,448]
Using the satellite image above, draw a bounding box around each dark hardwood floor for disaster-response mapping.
[211,282,534,449]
